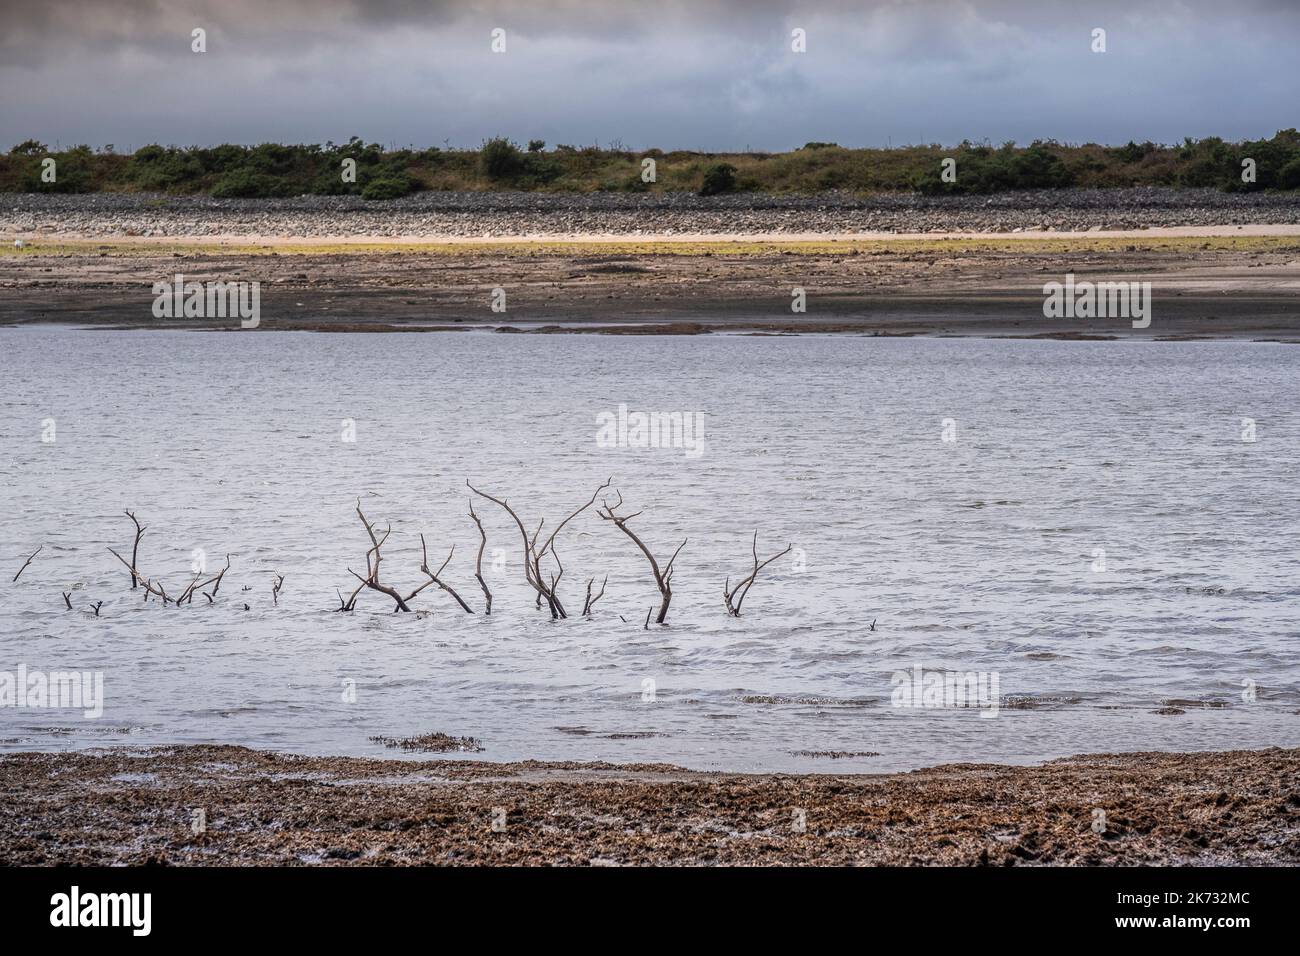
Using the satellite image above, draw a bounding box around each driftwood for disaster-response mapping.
[467,478,610,619]
[12,546,41,583]
[271,573,285,606]
[597,491,685,625]
[724,532,792,617]
[61,591,72,609]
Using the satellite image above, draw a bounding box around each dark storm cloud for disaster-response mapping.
[2,1,1298,150]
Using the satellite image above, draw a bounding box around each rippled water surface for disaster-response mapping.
[1,327,1297,771]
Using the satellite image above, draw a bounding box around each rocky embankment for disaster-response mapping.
[5,188,1300,239]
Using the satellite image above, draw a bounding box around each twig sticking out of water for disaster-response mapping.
[597,490,685,626]
[107,511,230,607]
[12,545,42,583]
[271,573,285,606]
[724,532,792,617]
[467,477,611,619]
[582,576,608,616]
[61,591,72,610]
[418,536,473,613]
[468,503,492,615]
[342,501,424,612]
[124,511,145,589]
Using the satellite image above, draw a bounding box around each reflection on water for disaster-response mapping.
[1,328,1297,771]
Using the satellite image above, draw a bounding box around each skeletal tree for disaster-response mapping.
[596,491,686,625]
[466,477,611,619]
[342,501,426,612]
[107,512,229,607]
[724,532,792,617]
[468,502,492,615]
[124,510,145,589]
[418,535,473,613]
[340,502,473,614]
[582,575,608,616]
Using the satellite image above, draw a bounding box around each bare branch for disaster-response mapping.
[12,545,41,583]
[581,575,608,616]
[468,502,492,615]
[724,531,791,617]
[419,535,473,613]
[125,510,146,590]
[597,493,685,625]
[467,477,611,620]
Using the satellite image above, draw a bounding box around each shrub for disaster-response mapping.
[210,169,291,198]
[1279,158,1300,190]
[480,137,524,180]
[361,174,415,200]
[527,139,546,153]
[699,162,737,196]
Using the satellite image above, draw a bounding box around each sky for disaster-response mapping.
[2,0,1297,152]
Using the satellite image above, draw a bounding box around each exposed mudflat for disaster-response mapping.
[3,235,1299,339]
[2,745,1296,865]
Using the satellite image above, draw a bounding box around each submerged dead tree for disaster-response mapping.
[340,501,474,614]
[724,532,792,617]
[107,511,230,607]
[582,575,607,616]
[419,536,473,613]
[467,503,492,615]
[467,478,611,619]
[596,491,685,625]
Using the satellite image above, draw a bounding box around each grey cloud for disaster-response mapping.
[2,1,1298,150]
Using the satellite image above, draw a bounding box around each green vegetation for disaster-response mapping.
[4,131,1300,197]
[699,163,738,196]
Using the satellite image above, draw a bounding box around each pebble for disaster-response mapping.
[2,187,1298,238]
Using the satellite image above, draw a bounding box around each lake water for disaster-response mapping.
[1,327,1297,772]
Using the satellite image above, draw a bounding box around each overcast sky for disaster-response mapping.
[2,0,1297,152]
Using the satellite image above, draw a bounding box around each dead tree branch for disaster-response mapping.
[582,575,608,616]
[419,536,473,613]
[467,477,610,619]
[272,573,285,606]
[12,545,42,583]
[724,532,792,617]
[125,510,145,589]
[108,513,230,608]
[597,491,685,625]
[345,501,425,612]
[468,503,492,615]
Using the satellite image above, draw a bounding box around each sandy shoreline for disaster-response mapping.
[2,745,1294,865]
[4,231,1298,339]
[4,190,1298,338]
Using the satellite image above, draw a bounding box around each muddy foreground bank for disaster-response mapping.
[2,745,1295,865]
[3,233,1300,339]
